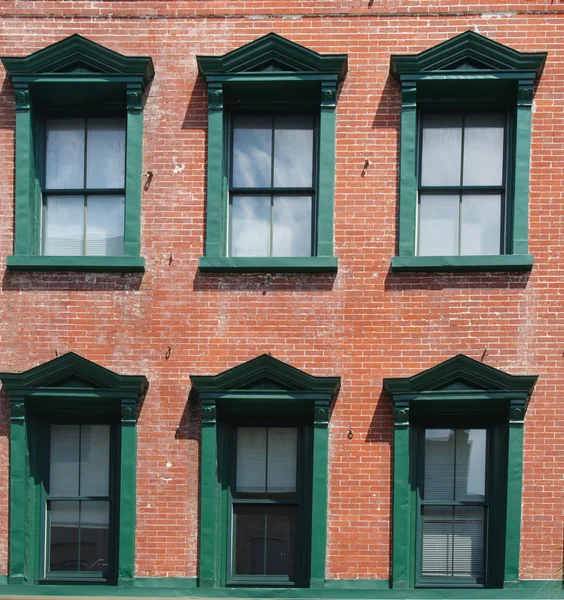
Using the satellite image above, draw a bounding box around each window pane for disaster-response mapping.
[267,428,297,494]
[423,429,455,501]
[273,115,314,187]
[421,506,453,577]
[43,196,84,256]
[452,507,485,578]
[230,195,270,257]
[233,504,296,578]
[232,115,272,188]
[50,425,80,497]
[236,428,267,494]
[418,194,459,256]
[420,114,462,187]
[86,118,126,189]
[272,196,312,257]
[49,500,80,571]
[80,425,110,497]
[455,429,486,502]
[80,501,110,572]
[45,119,85,189]
[86,195,125,256]
[462,113,504,186]
[460,194,502,256]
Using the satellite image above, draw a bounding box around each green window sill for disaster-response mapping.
[6,255,145,273]
[390,255,533,273]
[198,256,338,273]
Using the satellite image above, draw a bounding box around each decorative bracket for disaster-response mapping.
[207,85,223,111]
[121,400,138,424]
[393,402,410,427]
[201,401,217,426]
[320,83,337,109]
[126,84,143,113]
[9,400,25,422]
[314,399,330,426]
[14,84,30,112]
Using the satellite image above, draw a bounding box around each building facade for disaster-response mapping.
[0,1,562,598]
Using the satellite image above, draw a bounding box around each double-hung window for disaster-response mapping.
[43,118,126,257]
[1,34,153,272]
[197,33,347,273]
[418,113,506,257]
[390,31,546,272]
[43,423,114,578]
[229,426,302,584]
[229,114,315,258]
[418,427,489,585]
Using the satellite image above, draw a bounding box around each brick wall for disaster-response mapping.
[0,0,562,581]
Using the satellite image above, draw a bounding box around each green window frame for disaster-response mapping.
[0,353,148,585]
[190,354,340,588]
[1,35,154,273]
[196,33,347,273]
[384,354,537,590]
[389,31,547,273]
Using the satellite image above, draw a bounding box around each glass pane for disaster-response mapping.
[418,194,459,256]
[460,194,502,256]
[420,114,462,187]
[233,504,296,578]
[423,429,455,501]
[273,114,314,187]
[453,506,485,578]
[85,195,125,256]
[236,428,267,494]
[463,113,504,186]
[232,115,272,188]
[50,425,80,497]
[80,425,110,497]
[45,119,85,189]
[421,506,453,577]
[80,501,110,572]
[230,195,270,257]
[272,196,312,257]
[455,429,486,501]
[86,118,126,189]
[49,500,80,571]
[43,195,84,256]
[267,428,297,494]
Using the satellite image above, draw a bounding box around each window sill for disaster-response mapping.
[390,255,533,273]
[198,256,338,273]
[6,255,145,273]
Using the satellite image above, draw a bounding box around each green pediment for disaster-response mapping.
[191,354,340,396]
[0,352,148,396]
[2,34,154,88]
[197,32,347,81]
[384,354,537,396]
[390,30,546,80]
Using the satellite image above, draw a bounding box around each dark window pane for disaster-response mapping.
[423,429,455,501]
[233,505,296,578]
[49,501,80,571]
[80,501,110,572]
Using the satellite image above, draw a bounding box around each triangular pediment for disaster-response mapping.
[0,352,148,395]
[191,354,340,395]
[2,34,154,88]
[384,354,537,396]
[391,31,546,79]
[197,33,347,81]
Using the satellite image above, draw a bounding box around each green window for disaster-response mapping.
[384,355,537,590]
[229,113,316,258]
[42,423,115,579]
[190,354,340,588]
[417,112,507,257]
[0,353,148,585]
[197,33,347,273]
[1,35,154,272]
[390,31,546,272]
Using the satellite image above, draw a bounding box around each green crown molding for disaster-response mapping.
[390,30,546,80]
[191,354,340,396]
[0,352,148,398]
[2,34,154,88]
[384,354,537,398]
[197,33,347,81]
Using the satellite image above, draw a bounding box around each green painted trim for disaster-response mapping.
[0,581,563,597]
[118,423,137,582]
[198,256,338,273]
[317,98,336,259]
[391,419,410,590]
[390,255,533,273]
[6,255,145,272]
[310,421,329,587]
[9,408,27,584]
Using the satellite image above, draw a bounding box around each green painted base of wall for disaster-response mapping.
[0,579,561,598]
